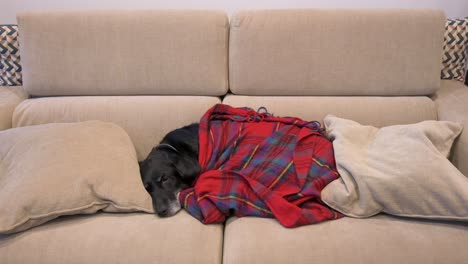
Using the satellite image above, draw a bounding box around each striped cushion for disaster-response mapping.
[441,18,468,82]
[0,25,22,86]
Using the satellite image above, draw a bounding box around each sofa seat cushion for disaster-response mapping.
[223,95,437,127]
[0,212,223,264]
[223,215,468,264]
[13,96,220,160]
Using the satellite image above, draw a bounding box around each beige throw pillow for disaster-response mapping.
[321,115,468,220]
[0,121,154,234]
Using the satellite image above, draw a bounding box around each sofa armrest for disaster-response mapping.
[0,86,28,130]
[433,80,468,176]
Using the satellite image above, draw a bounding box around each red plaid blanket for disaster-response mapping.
[179,104,343,227]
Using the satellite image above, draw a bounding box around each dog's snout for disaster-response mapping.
[157,207,169,217]
[154,199,181,217]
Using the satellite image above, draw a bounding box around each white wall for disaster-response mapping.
[1,0,467,24]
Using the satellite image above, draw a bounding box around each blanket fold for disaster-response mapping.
[179,104,342,227]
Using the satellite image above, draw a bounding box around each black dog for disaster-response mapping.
[139,123,200,217]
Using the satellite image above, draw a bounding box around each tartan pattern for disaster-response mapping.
[441,18,468,82]
[0,25,22,86]
[179,104,343,228]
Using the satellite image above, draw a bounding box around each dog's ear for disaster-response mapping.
[138,160,146,170]
[174,155,200,183]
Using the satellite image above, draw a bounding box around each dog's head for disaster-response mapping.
[139,145,200,217]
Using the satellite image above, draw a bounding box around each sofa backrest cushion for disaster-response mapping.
[229,9,446,96]
[17,10,228,96]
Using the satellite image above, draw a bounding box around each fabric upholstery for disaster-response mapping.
[223,95,437,127]
[229,9,445,96]
[0,212,223,264]
[433,80,468,176]
[223,215,468,264]
[0,121,153,234]
[0,25,22,86]
[0,86,27,130]
[441,18,468,82]
[321,116,467,220]
[12,96,220,160]
[2,8,466,264]
[17,10,228,96]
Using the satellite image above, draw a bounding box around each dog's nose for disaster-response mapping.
[157,208,168,217]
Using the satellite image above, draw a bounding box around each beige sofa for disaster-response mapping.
[1,9,468,264]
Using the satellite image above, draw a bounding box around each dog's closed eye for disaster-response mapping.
[158,175,169,183]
